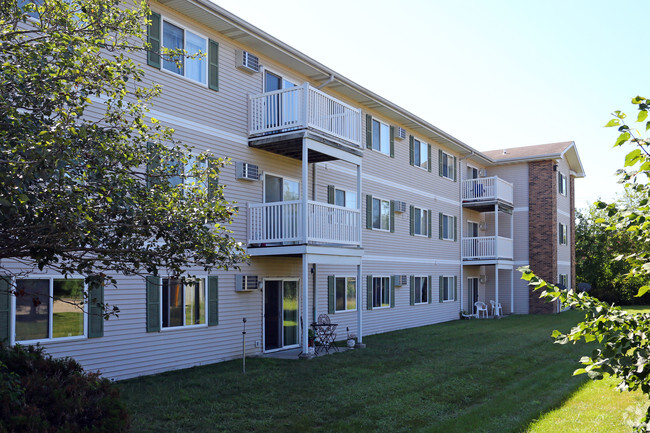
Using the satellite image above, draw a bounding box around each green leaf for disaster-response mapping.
[638,110,648,123]
[573,368,587,376]
[625,149,642,166]
[615,132,631,147]
[635,286,650,297]
[605,119,620,128]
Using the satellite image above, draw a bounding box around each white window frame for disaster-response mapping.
[559,274,569,288]
[467,220,479,237]
[263,171,301,203]
[442,213,455,241]
[372,197,391,231]
[371,119,391,156]
[441,276,455,302]
[413,138,429,170]
[441,151,455,180]
[12,276,88,344]
[466,164,480,180]
[372,276,391,309]
[559,223,568,245]
[334,276,357,313]
[558,172,567,196]
[160,276,208,330]
[160,15,209,86]
[413,207,429,237]
[334,188,357,209]
[413,276,428,305]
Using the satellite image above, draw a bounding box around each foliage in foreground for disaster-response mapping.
[0,344,128,433]
[0,0,245,310]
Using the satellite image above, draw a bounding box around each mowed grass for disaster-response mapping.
[119,311,612,433]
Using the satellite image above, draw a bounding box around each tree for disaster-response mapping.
[576,194,650,305]
[522,96,650,432]
[0,0,245,313]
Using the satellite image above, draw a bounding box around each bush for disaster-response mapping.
[0,344,129,433]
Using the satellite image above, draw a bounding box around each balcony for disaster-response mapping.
[462,177,513,211]
[461,236,513,261]
[248,84,362,161]
[248,200,361,247]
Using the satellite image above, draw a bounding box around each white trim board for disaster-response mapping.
[363,255,460,265]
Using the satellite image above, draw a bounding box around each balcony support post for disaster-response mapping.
[494,203,499,258]
[302,138,309,244]
[510,266,514,314]
[357,163,362,246]
[301,256,309,353]
[356,263,363,344]
[495,266,499,316]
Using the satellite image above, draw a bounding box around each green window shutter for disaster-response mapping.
[147,11,161,69]
[438,149,443,177]
[208,276,219,326]
[0,277,10,343]
[328,276,335,314]
[208,39,219,91]
[366,275,373,310]
[390,278,395,308]
[428,210,433,238]
[428,276,433,304]
[453,276,458,301]
[366,194,373,229]
[365,114,373,149]
[409,276,415,306]
[146,276,161,332]
[453,216,458,241]
[390,200,395,233]
[409,205,414,236]
[439,276,444,303]
[409,135,414,166]
[390,126,395,158]
[88,281,104,338]
[207,157,219,200]
[439,212,443,240]
[327,185,335,205]
[453,156,457,182]
[427,144,432,172]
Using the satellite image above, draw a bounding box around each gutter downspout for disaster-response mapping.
[458,151,474,314]
[316,74,335,90]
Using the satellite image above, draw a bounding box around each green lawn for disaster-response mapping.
[118,311,639,432]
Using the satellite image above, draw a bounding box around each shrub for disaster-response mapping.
[0,344,129,433]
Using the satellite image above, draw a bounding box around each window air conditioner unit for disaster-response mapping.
[478,169,488,177]
[395,127,406,140]
[393,200,407,213]
[392,275,407,286]
[235,161,259,181]
[479,222,487,231]
[235,50,260,73]
[235,275,259,291]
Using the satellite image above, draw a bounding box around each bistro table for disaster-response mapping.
[311,320,338,354]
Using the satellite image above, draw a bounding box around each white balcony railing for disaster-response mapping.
[249,83,362,147]
[461,236,513,260]
[462,177,513,205]
[248,200,361,246]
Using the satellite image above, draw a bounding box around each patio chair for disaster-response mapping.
[474,301,488,318]
[490,300,503,317]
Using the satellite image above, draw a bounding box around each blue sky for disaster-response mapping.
[214,0,650,209]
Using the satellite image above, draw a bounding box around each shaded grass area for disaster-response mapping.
[120,312,592,433]
[526,375,647,433]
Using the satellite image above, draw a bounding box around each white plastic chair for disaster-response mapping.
[490,300,503,317]
[474,301,488,318]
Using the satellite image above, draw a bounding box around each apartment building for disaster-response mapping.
[1,0,584,380]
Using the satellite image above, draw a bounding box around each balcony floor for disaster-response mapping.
[249,130,362,163]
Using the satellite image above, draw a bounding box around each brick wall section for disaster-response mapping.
[570,175,576,290]
[528,160,559,314]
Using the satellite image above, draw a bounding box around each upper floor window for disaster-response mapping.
[558,172,567,196]
[328,186,357,209]
[372,197,391,231]
[410,206,430,237]
[439,213,457,241]
[559,223,568,245]
[14,278,86,342]
[439,150,457,181]
[410,137,431,171]
[371,119,391,156]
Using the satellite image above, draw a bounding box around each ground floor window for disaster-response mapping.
[412,276,429,304]
[162,278,205,328]
[14,278,85,342]
[372,276,390,308]
[335,276,356,312]
[559,274,569,288]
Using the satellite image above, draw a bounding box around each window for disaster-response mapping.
[334,188,357,209]
[161,278,205,328]
[440,276,456,302]
[14,278,85,342]
[558,172,567,196]
[467,221,479,237]
[411,137,430,170]
[372,197,391,231]
[559,223,568,245]
[559,274,569,288]
[372,276,391,308]
[411,206,430,237]
[467,166,479,180]
[439,150,456,180]
[334,277,356,312]
[412,276,429,304]
[371,119,391,155]
[440,213,457,241]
